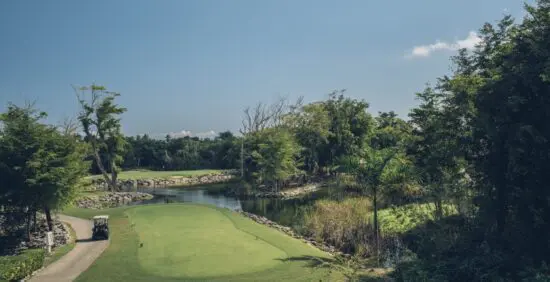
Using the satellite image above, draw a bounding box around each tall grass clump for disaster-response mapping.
[303,197,376,256]
[302,198,460,263]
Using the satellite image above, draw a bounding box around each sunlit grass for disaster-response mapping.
[63,204,348,281]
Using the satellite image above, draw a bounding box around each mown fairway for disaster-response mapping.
[63,204,347,281]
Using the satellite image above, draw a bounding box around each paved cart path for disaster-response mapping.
[29,215,109,282]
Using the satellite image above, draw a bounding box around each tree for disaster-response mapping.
[244,128,301,191]
[32,125,90,231]
[471,3,550,263]
[214,131,239,169]
[283,102,331,174]
[338,146,414,261]
[408,86,465,218]
[75,84,127,191]
[324,90,375,170]
[240,97,303,178]
[0,104,47,238]
[240,96,303,135]
[371,111,417,205]
[0,103,89,235]
[371,111,412,151]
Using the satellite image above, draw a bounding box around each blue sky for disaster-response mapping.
[0,1,530,137]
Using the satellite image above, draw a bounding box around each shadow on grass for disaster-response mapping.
[278,256,392,281]
[75,238,100,243]
[354,274,391,282]
[277,255,337,269]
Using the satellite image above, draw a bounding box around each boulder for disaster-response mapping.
[74,192,154,209]
[92,173,235,190]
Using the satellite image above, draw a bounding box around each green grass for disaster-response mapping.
[43,222,77,267]
[379,203,458,236]
[86,169,225,180]
[63,204,349,281]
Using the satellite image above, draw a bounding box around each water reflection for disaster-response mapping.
[135,187,243,211]
[134,185,344,227]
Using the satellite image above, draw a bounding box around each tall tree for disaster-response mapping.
[75,84,127,191]
[244,128,301,191]
[408,86,462,218]
[283,102,331,175]
[0,104,89,234]
[0,104,47,238]
[371,111,417,205]
[472,3,550,263]
[324,90,374,170]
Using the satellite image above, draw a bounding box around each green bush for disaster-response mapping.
[0,249,45,281]
[378,203,458,236]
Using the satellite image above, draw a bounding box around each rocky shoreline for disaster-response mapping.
[239,211,351,259]
[74,192,154,209]
[227,184,321,199]
[90,173,235,190]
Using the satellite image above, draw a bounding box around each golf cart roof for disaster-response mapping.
[92,215,109,220]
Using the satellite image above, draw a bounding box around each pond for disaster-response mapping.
[134,185,346,228]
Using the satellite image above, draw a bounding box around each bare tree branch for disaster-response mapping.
[240,96,304,135]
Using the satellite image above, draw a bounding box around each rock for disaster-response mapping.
[74,192,154,209]
[6,214,71,255]
[228,184,320,199]
[91,173,235,190]
[237,211,350,258]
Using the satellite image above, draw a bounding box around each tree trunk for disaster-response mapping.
[26,211,32,241]
[240,139,244,178]
[373,185,379,263]
[435,198,443,220]
[33,210,37,232]
[44,206,53,232]
[110,159,118,191]
[92,145,113,189]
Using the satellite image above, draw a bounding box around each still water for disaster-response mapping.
[134,185,343,228]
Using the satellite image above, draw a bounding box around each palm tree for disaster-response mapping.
[338,146,415,261]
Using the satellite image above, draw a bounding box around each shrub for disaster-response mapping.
[378,203,457,236]
[302,199,459,261]
[392,215,550,281]
[0,249,45,281]
[303,197,376,255]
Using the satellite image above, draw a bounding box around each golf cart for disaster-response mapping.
[92,215,109,240]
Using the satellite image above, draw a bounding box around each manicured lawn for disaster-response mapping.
[63,204,348,281]
[86,169,225,180]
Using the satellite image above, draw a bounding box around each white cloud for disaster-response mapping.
[406,31,482,59]
[194,130,217,138]
[168,130,192,138]
[167,130,216,139]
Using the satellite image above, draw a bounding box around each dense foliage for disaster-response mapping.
[0,248,45,281]
[392,2,550,280]
[0,104,89,235]
[117,131,239,172]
